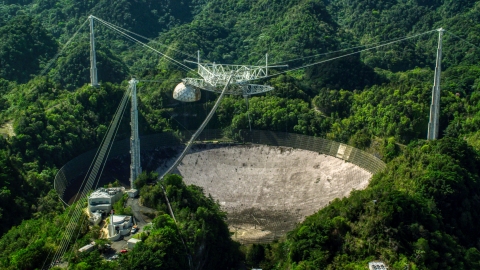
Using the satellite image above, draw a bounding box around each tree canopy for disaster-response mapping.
[0,0,480,269]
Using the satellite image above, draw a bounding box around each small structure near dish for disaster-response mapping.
[88,187,124,214]
[126,189,138,198]
[108,214,133,241]
[78,242,96,253]
[127,238,142,249]
[89,211,103,226]
[86,187,134,241]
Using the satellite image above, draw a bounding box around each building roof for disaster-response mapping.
[79,243,95,252]
[89,187,123,200]
[112,215,130,224]
[128,238,142,243]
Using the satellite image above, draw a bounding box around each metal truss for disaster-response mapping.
[182,78,274,96]
[183,54,285,97]
[198,63,268,86]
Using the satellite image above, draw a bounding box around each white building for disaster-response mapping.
[127,238,142,249]
[79,242,96,253]
[126,189,138,198]
[88,187,124,215]
[107,215,133,241]
[88,211,102,226]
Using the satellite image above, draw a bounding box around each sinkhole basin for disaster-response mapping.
[55,131,385,244]
[156,144,373,243]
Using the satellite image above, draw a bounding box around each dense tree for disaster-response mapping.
[0,16,57,83]
[256,138,480,269]
[52,42,128,91]
[136,174,241,269]
[0,0,480,269]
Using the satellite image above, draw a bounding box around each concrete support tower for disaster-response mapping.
[129,78,141,188]
[89,15,99,87]
[427,28,444,140]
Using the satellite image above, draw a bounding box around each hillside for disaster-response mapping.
[0,0,480,269]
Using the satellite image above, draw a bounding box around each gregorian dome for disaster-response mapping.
[173,82,201,102]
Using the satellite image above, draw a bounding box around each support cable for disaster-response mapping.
[52,88,130,266]
[270,30,437,66]
[50,88,129,267]
[136,80,194,136]
[68,84,132,259]
[92,16,194,73]
[41,85,125,269]
[157,72,235,269]
[54,86,127,251]
[46,86,131,268]
[39,18,89,77]
[93,19,192,74]
[257,30,437,81]
[159,72,236,180]
[87,19,198,61]
[445,30,480,50]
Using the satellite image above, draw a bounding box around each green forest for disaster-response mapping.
[0,0,480,269]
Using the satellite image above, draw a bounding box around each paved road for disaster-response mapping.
[127,197,157,228]
[110,234,130,252]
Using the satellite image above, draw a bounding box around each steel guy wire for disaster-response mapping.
[39,18,89,77]
[68,84,132,262]
[445,30,480,50]
[49,90,128,267]
[93,17,192,73]
[51,90,129,266]
[253,29,437,81]
[92,16,194,73]
[156,74,237,267]
[87,18,198,61]
[270,29,438,66]
[42,86,119,268]
[49,87,131,267]
[42,85,122,269]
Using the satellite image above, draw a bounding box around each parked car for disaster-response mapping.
[111,255,119,260]
[120,249,128,253]
[131,227,138,234]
